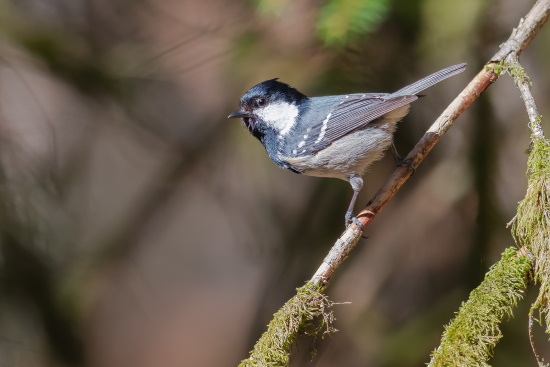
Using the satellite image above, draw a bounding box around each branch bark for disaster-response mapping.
[507,53,545,137]
[311,0,550,287]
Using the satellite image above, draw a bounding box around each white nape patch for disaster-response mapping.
[255,102,299,137]
[315,112,331,144]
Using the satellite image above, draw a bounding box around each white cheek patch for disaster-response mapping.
[255,102,299,137]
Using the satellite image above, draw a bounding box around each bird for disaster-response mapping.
[228,63,466,228]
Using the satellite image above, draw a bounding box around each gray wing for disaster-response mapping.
[286,63,466,157]
[286,93,417,156]
[319,94,417,143]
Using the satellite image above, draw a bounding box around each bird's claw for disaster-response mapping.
[351,217,365,230]
[392,143,415,175]
[345,210,364,230]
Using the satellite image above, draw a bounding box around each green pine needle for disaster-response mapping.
[317,0,391,45]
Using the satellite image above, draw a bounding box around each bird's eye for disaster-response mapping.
[256,98,267,107]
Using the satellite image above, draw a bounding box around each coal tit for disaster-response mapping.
[228,63,466,227]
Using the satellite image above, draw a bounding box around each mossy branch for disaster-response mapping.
[428,248,532,366]
[509,69,550,337]
[239,283,336,367]
[495,22,550,358]
[430,3,550,365]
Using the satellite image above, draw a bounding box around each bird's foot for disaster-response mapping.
[392,143,415,175]
[345,210,364,230]
[352,217,365,230]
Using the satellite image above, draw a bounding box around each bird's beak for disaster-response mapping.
[228,109,249,119]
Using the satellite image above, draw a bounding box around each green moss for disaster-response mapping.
[486,61,530,85]
[485,61,506,77]
[512,127,550,335]
[239,282,335,367]
[429,247,532,366]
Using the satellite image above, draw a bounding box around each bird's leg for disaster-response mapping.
[391,142,415,174]
[345,174,364,229]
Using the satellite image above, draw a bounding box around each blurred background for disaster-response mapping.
[0,0,549,366]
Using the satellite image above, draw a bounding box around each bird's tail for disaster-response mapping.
[393,63,466,96]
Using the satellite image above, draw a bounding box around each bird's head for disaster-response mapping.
[228,79,307,137]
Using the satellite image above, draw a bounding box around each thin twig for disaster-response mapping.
[506,53,545,137]
[528,310,544,366]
